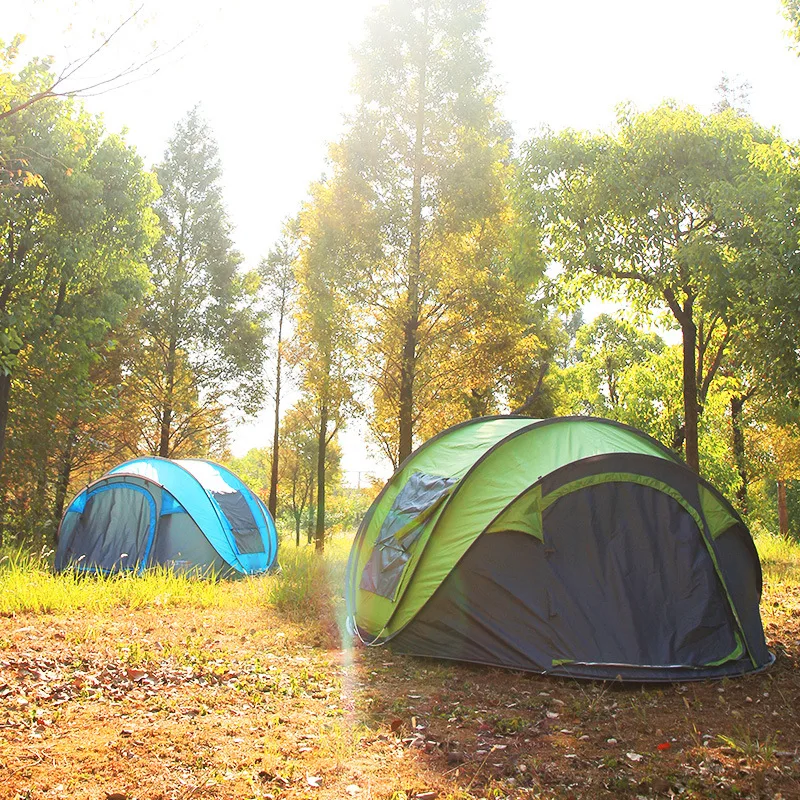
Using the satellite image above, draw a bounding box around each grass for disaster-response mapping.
[752,528,800,585]
[0,535,351,617]
[3,528,794,624]
[0,528,798,799]
[716,730,778,763]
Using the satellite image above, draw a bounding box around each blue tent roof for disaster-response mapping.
[56,456,278,575]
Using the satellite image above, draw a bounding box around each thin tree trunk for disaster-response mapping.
[777,480,789,538]
[268,303,285,517]
[0,372,10,472]
[398,0,429,465]
[159,335,177,457]
[315,403,328,554]
[730,394,748,512]
[307,483,315,545]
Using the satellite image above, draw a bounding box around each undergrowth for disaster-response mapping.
[0,535,350,617]
[752,529,800,584]
[1,529,797,619]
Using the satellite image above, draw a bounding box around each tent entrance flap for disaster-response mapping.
[361,471,456,599]
[67,485,156,572]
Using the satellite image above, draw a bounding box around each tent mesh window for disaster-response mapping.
[361,471,456,599]
[212,491,265,554]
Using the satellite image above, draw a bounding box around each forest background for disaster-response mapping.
[2,0,800,553]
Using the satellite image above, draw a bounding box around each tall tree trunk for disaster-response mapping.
[777,480,790,538]
[159,335,177,457]
[0,372,10,473]
[268,302,285,517]
[315,402,328,554]
[730,394,748,512]
[681,313,700,473]
[664,287,700,473]
[398,0,429,465]
[52,426,78,539]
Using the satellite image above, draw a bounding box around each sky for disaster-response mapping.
[5,0,800,479]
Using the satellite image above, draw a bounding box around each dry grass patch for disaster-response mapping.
[0,532,798,799]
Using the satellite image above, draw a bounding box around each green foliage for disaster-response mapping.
[783,0,800,51]
[225,447,271,501]
[129,106,266,458]
[519,103,792,471]
[752,526,800,583]
[554,314,665,417]
[0,47,160,543]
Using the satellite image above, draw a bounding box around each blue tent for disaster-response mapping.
[55,457,278,576]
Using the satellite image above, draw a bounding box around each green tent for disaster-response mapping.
[346,416,772,681]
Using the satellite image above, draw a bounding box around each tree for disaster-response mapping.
[291,178,364,552]
[519,104,782,473]
[747,402,800,538]
[277,401,343,546]
[783,0,800,52]
[134,107,265,458]
[260,230,298,519]
[1,9,171,124]
[279,405,315,546]
[333,0,531,464]
[0,77,158,476]
[555,315,665,418]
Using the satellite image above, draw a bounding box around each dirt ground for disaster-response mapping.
[0,582,798,800]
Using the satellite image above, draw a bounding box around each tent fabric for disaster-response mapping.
[55,457,278,576]
[70,484,157,572]
[346,415,773,681]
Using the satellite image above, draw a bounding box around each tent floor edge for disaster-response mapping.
[381,646,776,683]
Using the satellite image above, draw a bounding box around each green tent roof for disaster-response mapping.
[349,416,680,638]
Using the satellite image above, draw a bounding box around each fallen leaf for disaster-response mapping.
[657,742,671,751]
[390,718,402,732]
[106,793,127,800]
[125,668,148,682]
[415,793,438,800]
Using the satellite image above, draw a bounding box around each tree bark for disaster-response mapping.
[730,394,748,512]
[777,479,790,538]
[268,295,286,518]
[398,0,429,465]
[663,287,700,473]
[679,308,700,473]
[315,402,328,554]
